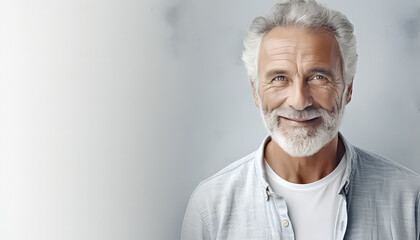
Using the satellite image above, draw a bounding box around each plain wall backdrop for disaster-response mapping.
[0,0,419,239]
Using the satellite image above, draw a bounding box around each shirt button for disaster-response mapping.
[282,220,289,227]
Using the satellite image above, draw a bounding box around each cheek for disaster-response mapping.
[311,85,343,111]
[260,88,288,112]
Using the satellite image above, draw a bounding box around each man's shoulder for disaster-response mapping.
[187,151,260,209]
[353,146,419,176]
[352,145,420,186]
[207,151,257,181]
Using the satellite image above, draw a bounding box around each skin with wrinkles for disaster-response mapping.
[251,27,353,184]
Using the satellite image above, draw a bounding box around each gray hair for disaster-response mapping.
[242,0,358,87]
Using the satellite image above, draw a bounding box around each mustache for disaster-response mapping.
[271,106,325,120]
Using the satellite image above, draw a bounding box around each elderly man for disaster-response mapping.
[181,0,420,239]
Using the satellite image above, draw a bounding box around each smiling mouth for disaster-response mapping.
[282,117,320,122]
[278,116,322,127]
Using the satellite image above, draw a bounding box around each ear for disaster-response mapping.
[250,80,260,107]
[345,79,353,105]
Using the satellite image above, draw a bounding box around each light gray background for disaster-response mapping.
[0,0,419,239]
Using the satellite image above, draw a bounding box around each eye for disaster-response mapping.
[313,75,326,80]
[308,74,329,86]
[272,76,286,82]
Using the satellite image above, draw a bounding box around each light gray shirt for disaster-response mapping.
[181,134,420,239]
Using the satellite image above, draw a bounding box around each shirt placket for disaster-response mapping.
[265,187,295,240]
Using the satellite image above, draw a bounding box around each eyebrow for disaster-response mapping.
[265,70,289,79]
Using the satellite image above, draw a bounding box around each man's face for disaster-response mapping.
[253,26,352,157]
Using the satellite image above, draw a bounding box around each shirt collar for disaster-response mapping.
[254,132,358,199]
[338,132,358,195]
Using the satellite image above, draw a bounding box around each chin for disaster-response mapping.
[271,126,338,157]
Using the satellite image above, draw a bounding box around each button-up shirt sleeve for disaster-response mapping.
[181,191,210,240]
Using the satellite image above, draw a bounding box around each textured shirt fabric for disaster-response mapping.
[264,153,346,240]
[181,134,420,240]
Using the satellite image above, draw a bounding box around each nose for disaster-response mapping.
[286,81,313,111]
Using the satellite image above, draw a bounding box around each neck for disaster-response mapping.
[264,134,345,184]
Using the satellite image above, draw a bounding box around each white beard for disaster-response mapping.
[260,100,345,157]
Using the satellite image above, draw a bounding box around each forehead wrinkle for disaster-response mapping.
[300,57,333,69]
[260,37,298,54]
[260,50,297,75]
[264,54,296,67]
[267,54,296,63]
[263,38,297,48]
[262,47,297,60]
[266,45,297,53]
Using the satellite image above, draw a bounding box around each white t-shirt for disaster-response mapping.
[265,155,346,240]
